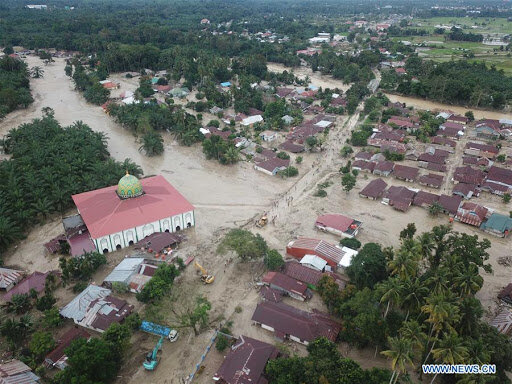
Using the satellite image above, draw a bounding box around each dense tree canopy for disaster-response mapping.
[0,56,33,118]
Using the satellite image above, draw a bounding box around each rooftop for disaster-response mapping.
[72,175,194,239]
[359,178,388,199]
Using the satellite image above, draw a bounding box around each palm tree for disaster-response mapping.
[30,66,44,78]
[381,336,415,384]
[378,277,403,318]
[388,245,420,280]
[453,264,483,297]
[139,131,164,156]
[430,333,469,383]
[0,217,23,250]
[401,278,428,320]
[399,320,427,353]
[223,146,240,164]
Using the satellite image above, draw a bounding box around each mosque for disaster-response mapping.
[69,173,195,254]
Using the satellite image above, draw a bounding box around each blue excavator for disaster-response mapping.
[140,321,179,371]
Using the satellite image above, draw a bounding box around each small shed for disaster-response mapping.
[299,255,328,272]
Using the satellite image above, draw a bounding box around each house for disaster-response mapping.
[0,360,40,384]
[413,190,439,208]
[61,214,96,257]
[480,213,512,238]
[60,285,133,332]
[465,142,499,159]
[447,115,469,125]
[355,151,373,161]
[498,283,512,305]
[44,327,90,370]
[372,161,394,177]
[220,82,231,88]
[169,87,190,98]
[99,80,119,89]
[418,173,443,189]
[279,141,304,153]
[418,152,446,166]
[395,67,407,75]
[431,136,456,149]
[3,271,58,302]
[453,166,486,186]
[438,194,462,216]
[254,158,289,176]
[492,307,512,336]
[276,88,294,98]
[393,164,419,182]
[0,268,23,292]
[251,302,340,345]
[452,182,478,199]
[260,130,278,142]
[241,115,263,127]
[314,214,362,238]
[200,18,210,24]
[359,178,388,200]
[213,335,278,384]
[286,238,347,271]
[298,256,327,273]
[133,231,184,255]
[352,160,376,173]
[282,115,294,125]
[260,286,283,303]
[476,125,500,139]
[484,166,512,194]
[262,272,312,301]
[455,202,488,227]
[383,186,416,212]
[440,121,465,132]
[71,174,195,253]
[102,257,157,293]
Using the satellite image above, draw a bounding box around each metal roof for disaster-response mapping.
[0,372,39,384]
[0,360,31,377]
[0,268,22,290]
[60,285,111,322]
[299,255,327,271]
[103,258,144,284]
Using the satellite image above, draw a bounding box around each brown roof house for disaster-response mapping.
[438,194,462,216]
[418,173,443,189]
[3,271,58,302]
[213,335,278,384]
[251,301,341,345]
[314,214,362,238]
[254,158,289,176]
[359,178,388,200]
[262,272,312,301]
[413,190,439,208]
[393,164,419,182]
[484,166,512,195]
[491,307,512,336]
[383,186,416,212]
[45,327,90,370]
[373,161,394,177]
[498,283,512,306]
[453,166,486,186]
[59,285,133,333]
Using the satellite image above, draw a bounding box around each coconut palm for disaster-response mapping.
[453,264,484,297]
[388,246,421,280]
[30,66,44,78]
[381,336,415,384]
[399,320,427,353]
[401,278,428,320]
[223,146,240,164]
[430,333,469,383]
[378,277,403,318]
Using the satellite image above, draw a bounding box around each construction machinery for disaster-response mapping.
[194,261,214,284]
[143,336,164,371]
[140,321,179,371]
[256,213,268,228]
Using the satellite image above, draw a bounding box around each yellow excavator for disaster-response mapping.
[194,261,214,284]
[256,213,268,228]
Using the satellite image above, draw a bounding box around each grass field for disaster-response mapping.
[414,16,512,34]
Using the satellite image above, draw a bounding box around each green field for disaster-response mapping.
[414,16,512,34]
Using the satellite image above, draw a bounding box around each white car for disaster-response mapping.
[168,329,179,342]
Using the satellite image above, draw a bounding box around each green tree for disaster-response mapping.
[171,295,212,336]
[381,336,415,384]
[346,243,388,289]
[264,249,284,271]
[29,331,55,362]
[428,201,443,216]
[340,237,361,250]
[342,173,356,193]
[217,229,268,261]
[30,66,44,78]
[503,193,511,204]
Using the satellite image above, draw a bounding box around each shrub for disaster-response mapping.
[279,166,298,177]
[36,295,56,312]
[234,306,242,313]
[112,282,129,294]
[314,189,327,197]
[73,281,88,293]
[216,334,230,352]
[340,237,361,250]
[296,156,303,164]
[277,151,290,160]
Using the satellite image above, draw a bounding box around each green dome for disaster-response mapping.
[117,172,143,199]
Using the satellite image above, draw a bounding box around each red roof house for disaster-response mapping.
[393,164,419,182]
[213,335,278,384]
[438,194,462,216]
[455,202,488,227]
[314,214,362,238]
[251,302,340,345]
[413,190,439,208]
[286,238,345,270]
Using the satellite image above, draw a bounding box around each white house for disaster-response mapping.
[242,115,263,126]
